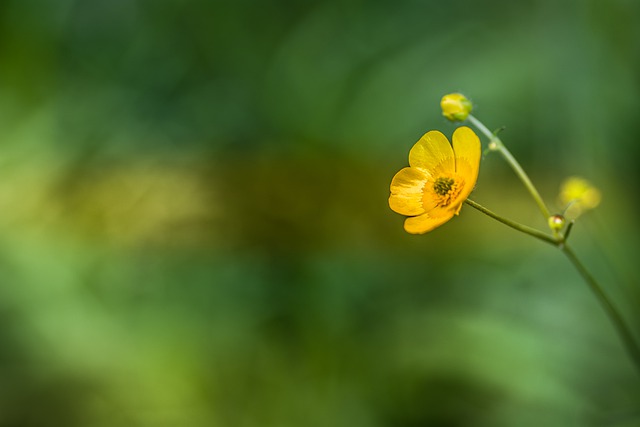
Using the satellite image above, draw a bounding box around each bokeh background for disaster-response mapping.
[0,0,639,425]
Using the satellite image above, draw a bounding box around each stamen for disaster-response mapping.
[433,177,454,196]
[426,175,465,208]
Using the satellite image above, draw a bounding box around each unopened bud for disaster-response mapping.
[558,176,601,218]
[441,93,472,121]
[548,214,566,232]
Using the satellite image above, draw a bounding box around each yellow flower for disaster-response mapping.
[441,93,472,121]
[389,127,481,234]
[558,176,601,217]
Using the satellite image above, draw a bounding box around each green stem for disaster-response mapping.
[561,245,640,372]
[467,115,551,219]
[465,197,640,374]
[464,199,557,246]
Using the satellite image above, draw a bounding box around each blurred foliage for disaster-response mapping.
[0,0,639,426]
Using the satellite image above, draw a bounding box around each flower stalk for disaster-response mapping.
[561,245,640,372]
[465,197,640,374]
[467,114,552,220]
[464,199,556,245]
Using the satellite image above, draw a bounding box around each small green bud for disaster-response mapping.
[548,214,566,232]
[441,93,472,121]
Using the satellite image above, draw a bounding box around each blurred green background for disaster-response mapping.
[0,0,639,425]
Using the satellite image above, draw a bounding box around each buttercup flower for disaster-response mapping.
[441,93,472,121]
[558,176,601,218]
[389,127,481,234]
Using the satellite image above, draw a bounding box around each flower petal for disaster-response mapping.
[389,167,428,215]
[452,126,481,180]
[403,211,454,234]
[451,126,481,206]
[409,130,455,175]
[449,159,476,208]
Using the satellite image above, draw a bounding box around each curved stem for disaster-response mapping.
[561,245,640,372]
[466,114,495,142]
[464,199,557,246]
[467,115,551,220]
[465,197,640,374]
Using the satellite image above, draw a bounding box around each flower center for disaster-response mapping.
[433,177,454,196]
[429,174,464,207]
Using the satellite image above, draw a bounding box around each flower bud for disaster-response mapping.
[441,93,472,121]
[548,214,566,232]
[558,176,601,218]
